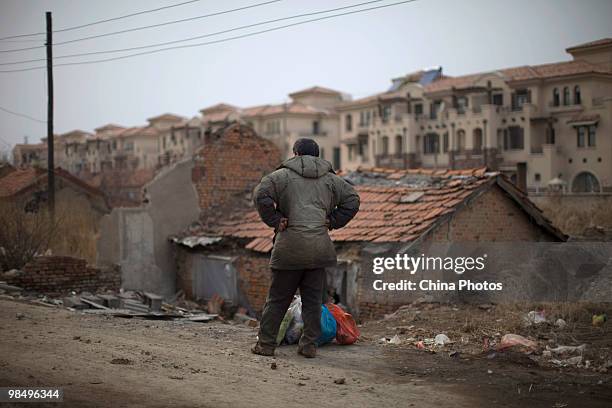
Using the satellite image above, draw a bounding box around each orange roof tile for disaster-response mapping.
[0,166,106,201]
[176,166,566,252]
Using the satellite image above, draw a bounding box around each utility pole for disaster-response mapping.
[46,11,55,217]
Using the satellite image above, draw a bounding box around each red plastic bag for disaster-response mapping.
[325,303,360,345]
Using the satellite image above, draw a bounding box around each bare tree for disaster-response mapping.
[0,200,61,271]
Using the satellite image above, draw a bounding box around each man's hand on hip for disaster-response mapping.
[277,217,288,232]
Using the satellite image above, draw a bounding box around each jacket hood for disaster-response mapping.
[280,155,333,179]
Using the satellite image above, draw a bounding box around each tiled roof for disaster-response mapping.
[423,73,486,93]
[0,167,39,197]
[241,102,331,118]
[0,166,106,201]
[59,130,91,139]
[502,60,610,82]
[200,103,239,113]
[118,126,159,138]
[94,124,125,132]
[177,167,565,252]
[424,60,610,94]
[147,113,185,122]
[289,86,343,97]
[566,38,612,53]
[337,90,404,108]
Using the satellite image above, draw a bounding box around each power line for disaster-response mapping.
[0,0,386,66]
[0,0,282,53]
[0,39,43,43]
[0,105,46,123]
[0,0,418,73]
[0,0,204,41]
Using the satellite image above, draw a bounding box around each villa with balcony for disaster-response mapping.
[337,38,612,193]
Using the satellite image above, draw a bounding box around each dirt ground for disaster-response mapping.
[1,298,611,408]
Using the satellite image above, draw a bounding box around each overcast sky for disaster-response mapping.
[0,0,611,150]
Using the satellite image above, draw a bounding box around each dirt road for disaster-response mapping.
[0,298,473,408]
[1,298,610,407]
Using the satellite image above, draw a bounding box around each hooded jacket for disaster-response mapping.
[253,155,360,270]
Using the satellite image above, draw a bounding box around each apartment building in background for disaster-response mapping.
[10,38,610,195]
[338,38,612,193]
[12,142,47,168]
[200,86,346,169]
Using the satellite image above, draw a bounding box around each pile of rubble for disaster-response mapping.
[0,281,258,327]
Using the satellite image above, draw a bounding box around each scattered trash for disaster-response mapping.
[317,304,337,346]
[487,369,493,374]
[547,344,587,356]
[276,297,301,345]
[389,334,402,345]
[285,297,304,345]
[63,296,87,310]
[334,378,346,385]
[207,294,224,315]
[15,312,25,320]
[186,313,218,322]
[552,355,582,367]
[434,334,451,346]
[326,303,360,345]
[270,362,277,370]
[98,294,121,309]
[449,351,460,358]
[524,310,547,326]
[234,312,258,328]
[81,296,109,310]
[555,318,567,329]
[415,341,425,350]
[498,334,538,351]
[0,282,24,292]
[592,313,607,327]
[143,292,163,312]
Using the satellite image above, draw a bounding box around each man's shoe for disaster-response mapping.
[297,344,317,358]
[251,342,275,357]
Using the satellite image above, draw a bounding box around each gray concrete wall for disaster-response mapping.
[97,158,200,297]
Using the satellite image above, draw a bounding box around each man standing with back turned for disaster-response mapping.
[251,138,360,358]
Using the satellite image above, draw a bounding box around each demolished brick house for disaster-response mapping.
[97,122,280,297]
[173,167,566,319]
[0,167,110,265]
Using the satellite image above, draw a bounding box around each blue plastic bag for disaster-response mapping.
[316,304,337,346]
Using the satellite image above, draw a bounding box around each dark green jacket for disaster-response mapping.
[254,155,360,270]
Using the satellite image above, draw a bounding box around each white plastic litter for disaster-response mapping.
[434,334,451,346]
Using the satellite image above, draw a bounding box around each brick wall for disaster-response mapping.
[429,185,556,242]
[5,256,120,296]
[192,123,281,218]
[355,184,557,320]
[234,252,271,314]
